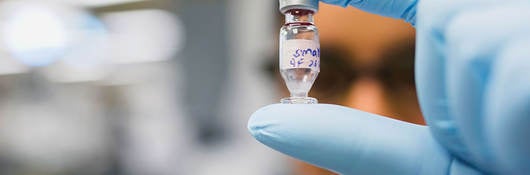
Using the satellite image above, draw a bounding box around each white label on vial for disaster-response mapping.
[281,39,320,71]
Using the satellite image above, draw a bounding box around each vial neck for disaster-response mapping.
[284,9,314,25]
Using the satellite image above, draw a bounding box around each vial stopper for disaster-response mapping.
[279,0,319,14]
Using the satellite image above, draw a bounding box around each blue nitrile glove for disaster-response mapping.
[248,0,530,174]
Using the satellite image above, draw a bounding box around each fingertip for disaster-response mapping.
[247,104,336,142]
[247,104,287,143]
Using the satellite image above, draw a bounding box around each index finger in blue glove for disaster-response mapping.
[320,0,418,24]
[248,104,451,175]
[443,3,530,172]
[414,0,508,169]
[486,37,530,175]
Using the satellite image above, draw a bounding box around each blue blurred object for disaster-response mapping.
[249,0,530,174]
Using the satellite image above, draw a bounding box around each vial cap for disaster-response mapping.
[279,0,319,14]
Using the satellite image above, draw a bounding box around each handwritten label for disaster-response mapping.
[281,39,320,71]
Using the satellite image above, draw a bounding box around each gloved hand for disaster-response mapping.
[248,0,530,174]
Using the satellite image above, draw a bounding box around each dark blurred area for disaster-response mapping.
[0,0,419,175]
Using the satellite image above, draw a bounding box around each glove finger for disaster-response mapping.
[248,104,450,175]
[416,0,482,165]
[415,0,522,166]
[485,37,530,175]
[320,0,418,24]
[443,3,530,172]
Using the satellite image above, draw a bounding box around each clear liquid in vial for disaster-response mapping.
[280,68,319,98]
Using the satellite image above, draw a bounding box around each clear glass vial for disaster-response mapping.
[279,0,320,104]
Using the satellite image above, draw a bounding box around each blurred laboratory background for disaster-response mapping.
[0,0,418,175]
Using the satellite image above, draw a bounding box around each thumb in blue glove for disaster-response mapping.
[321,0,417,24]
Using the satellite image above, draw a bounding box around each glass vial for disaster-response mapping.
[279,0,320,104]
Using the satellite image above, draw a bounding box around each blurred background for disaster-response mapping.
[0,0,419,175]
